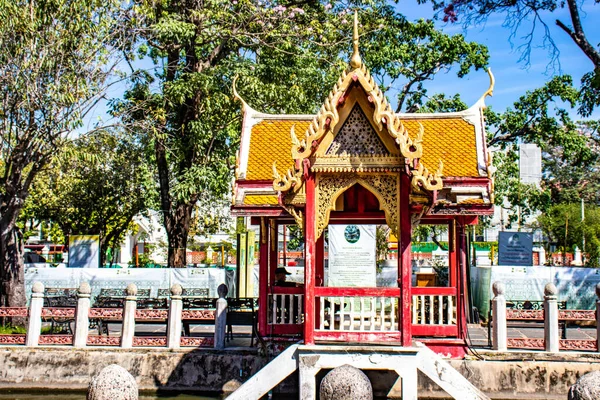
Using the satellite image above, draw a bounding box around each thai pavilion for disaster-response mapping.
[231,15,494,358]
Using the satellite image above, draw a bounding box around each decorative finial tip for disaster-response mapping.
[350,11,362,69]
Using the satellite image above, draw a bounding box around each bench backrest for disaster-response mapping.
[157,287,209,298]
[97,288,151,298]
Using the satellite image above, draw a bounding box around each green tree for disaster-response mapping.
[0,0,127,307]
[362,16,489,111]
[114,2,492,267]
[485,76,589,224]
[538,203,600,267]
[21,130,154,266]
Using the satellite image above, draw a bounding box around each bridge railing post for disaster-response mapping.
[120,283,137,349]
[491,281,507,351]
[167,284,183,349]
[544,282,559,353]
[214,284,228,350]
[26,282,44,347]
[73,282,91,348]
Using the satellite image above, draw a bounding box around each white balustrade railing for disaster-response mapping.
[0,281,227,349]
[269,293,304,325]
[411,294,456,325]
[316,296,398,332]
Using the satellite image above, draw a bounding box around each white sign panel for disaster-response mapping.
[68,235,100,268]
[328,225,376,287]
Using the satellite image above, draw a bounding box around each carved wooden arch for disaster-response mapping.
[315,173,399,239]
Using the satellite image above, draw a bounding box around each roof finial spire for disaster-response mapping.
[350,11,362,69]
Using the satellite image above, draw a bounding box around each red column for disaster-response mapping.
[399,173,412,346]
[457,218,469,339]
[304,175,316,345]
[448,220,457,288]
[258,218,269,336]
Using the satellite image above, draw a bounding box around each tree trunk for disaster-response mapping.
[166,201,195,267]
[0,220,27,324]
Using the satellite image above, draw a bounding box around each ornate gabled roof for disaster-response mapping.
[232,12,495,215]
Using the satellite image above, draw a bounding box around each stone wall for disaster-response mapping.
[0,347,599,399]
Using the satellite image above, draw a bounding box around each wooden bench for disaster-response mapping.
[487,299,568,347]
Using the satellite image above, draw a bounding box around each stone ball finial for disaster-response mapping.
[568,370,600,400]
[492,281,505,297]
[217,284,228,298]
[126,283,138,296]
[170,284,183,296]
[544,282,558,297]
[79,282,91,295]
[320,364,373,400]
[32,281,44,294]
[87,364,138,400]
[595,283,600,299]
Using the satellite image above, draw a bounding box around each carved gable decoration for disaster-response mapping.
[326,104,388,156]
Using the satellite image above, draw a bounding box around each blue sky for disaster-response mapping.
[84,0,600,130]
[396,0,600,119]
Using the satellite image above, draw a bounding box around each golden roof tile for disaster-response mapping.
[245,117,478,180]
[242,194,279,206]
[246,120,310,181]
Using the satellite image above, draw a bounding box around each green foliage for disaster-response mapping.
[20,130,154,264]
[538,203,600,267]
[420,0,600,116]
[362,14,488,111]
[0,325,26,334]
[0,0,127,306]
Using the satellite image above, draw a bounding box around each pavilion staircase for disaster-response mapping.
[226,342,489,400]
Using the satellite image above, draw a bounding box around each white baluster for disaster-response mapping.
[391,298,396,331]
[370,297,376,331]
[329,297,334,331]
[272,295,277,325]
[437,295,443,325]
[360,298,366,331]
[420,295,425,325]
[447,296,453,324]
[428,295,434,325]
[379,297,385,331]
[319,296,325,330]
[339,297,345,331]
[279,294,285,324]
[412,296,417,324]
[349,298,355,331]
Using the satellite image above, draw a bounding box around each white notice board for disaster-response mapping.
[328,225,376,287]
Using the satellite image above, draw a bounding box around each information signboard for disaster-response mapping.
[68,235,100,268]
[498,231,533,266]
[328,224,376,287]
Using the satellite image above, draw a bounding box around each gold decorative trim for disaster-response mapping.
[350,11,362,69]
[483,68,495,99]
[232,75,250,112]
[311,155,403,173]
[260,217,267,244]
[270,220,276,252]
[486,150,496,203]
[316,174,399,239]
[273,160,303,192]
[290,64,423,163]
[411,160,444,191]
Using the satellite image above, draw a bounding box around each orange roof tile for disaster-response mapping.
[246,120,311,181]
[245,117,478,181]
[403,119,478,178]
[243,194,279,206]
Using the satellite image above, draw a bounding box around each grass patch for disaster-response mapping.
[0,325,26,334]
